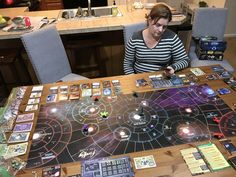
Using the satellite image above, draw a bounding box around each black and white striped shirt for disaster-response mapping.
[124,29,189,74]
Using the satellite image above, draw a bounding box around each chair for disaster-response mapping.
[21,25,88,84]
[123,22,146,45]
[189,7,234,73]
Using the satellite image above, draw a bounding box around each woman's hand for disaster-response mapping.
[163,66,175,78]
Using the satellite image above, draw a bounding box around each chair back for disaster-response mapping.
[123,22,146,45]
[192,8,228,40]
[21,25,72,84]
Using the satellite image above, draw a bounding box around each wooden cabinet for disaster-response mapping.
[40,0,64,10]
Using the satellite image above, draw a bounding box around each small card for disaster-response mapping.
[8,132,30,143]
[28,98,40,105]
[13,122,33,132]
[81,83,91,89]
[25,104,38,111]
[134,155,156,169]
[32,85,44,92]
[60,86,68,93]
[92,82,100,89]
[70,84,80,92]
[5,142,28,159]
[0,144,7,156]
[81,89,92,97]
[30,92,42,98]
[102,80,111,88]
[42,165,61,177]
[58,93,68,101]
[16,113,34,123]
[47,94,58,103]
[103,88,112,96]
[217,88,231,95]
[50,86,59,94]
[112,80,121,86]
[136,79,148,87]
[92,88,101,96]
[190,68,205,76]
[113,86,122,94]
[69,92,80,100]
[212,66,225,72]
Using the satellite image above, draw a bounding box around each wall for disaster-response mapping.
[224,0,236,37]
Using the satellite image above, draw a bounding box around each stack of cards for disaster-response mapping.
[112,80,122,94]
[58,86,69,101]
[92,82,101,96]
[42,165,61,177]
[133,155,156,169]
[69,84,80,100]
[47,86,58,103]
[81,83,92,97]
[25,85,43,112]
[180,147,210,175]
[136,78,148,87]
[8,132,30,143]
[198,142,230,171]
[102,80,112,96]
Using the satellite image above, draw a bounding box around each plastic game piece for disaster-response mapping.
[212,117,220,124]
[213,132,224,139]
[99,111,109,119]
[132,91,138,98]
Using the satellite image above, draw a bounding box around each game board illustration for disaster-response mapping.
[26,84,236,168]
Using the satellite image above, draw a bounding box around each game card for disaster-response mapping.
[102,80,111,88]
[212,65,225,72]
[0,144,7,157]
[8,132,30,143]
[47,94,58,103]
[5,142,28,159]
[136,79,148,87]
[50,86,59,94]
[92,88,101,96]
[25,104,38,112]
[103,88,112,96]
[112,80,121,86]
[70,84,80,92]
[59,86,68,93]
[58,93,68,101]
[32,85,44,92]
[28,98,40,105]
[81,89,92,97]
[13,122,33,132]
[92,82,100,89]
[16,113,34,123]
[30,92,42,98]
[190,68,205,76]
[81,83,91,89]
[69,92,80,100]
[133,155,156,169]
[42,165,61,177]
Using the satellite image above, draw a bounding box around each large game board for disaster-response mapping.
[26,84,236,168]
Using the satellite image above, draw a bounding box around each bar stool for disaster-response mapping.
[0,49,21,94]
[65,35,107,78]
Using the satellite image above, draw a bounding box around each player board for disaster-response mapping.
[26,84,236,168]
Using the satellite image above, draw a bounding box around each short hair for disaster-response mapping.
[145,4,172,25]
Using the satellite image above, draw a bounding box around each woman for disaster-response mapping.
[123,4,189,75]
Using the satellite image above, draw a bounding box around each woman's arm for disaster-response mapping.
[124,38,136,74]
[170,34,190,71]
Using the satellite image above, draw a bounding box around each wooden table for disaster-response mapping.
[10,65,236,177]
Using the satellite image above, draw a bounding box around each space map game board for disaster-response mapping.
[26,84,236,168]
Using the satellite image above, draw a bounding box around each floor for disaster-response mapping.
[0,37,236,106]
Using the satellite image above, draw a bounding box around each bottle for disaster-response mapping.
[112,0,118,16]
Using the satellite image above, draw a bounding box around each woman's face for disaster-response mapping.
[148,18,169,39]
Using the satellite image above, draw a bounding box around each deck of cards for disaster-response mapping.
[133,155,156,169]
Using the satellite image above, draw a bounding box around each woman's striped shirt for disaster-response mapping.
[124,29,190,74]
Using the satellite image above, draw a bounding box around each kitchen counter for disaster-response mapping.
[0,5,186,39]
